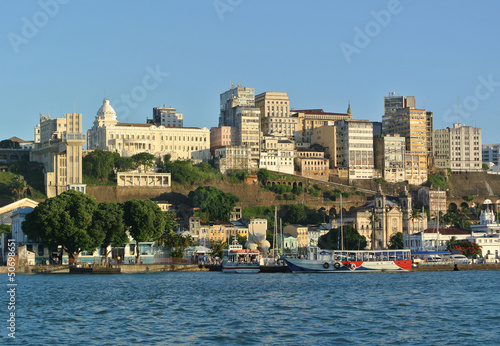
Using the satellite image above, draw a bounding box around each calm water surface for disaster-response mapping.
[1,271,499,345]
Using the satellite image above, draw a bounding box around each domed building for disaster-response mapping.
[87,99,210,161]
[87,99,118,150]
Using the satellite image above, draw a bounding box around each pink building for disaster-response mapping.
[210,126,238,157]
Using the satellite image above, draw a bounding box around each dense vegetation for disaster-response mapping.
[22,190,176,262]
[187,186,239,222]
[318,225,367,250]
[82,150,156,185]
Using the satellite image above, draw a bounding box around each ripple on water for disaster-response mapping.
[7,271,500,345]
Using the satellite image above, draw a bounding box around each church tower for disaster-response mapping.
[399,186,412,236]
[373,184,386,249]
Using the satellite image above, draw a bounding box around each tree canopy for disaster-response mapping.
[123,199,167,261]
[452,240,482,258]
[131,152,156,171]
[92,202,128,257]
[318,225,367,250]
[0,139,20,149]
[187,186,239,222]
[388,232,404,249]
[83,149,115,181]
[10,175,27,200]
[22,190,102,261]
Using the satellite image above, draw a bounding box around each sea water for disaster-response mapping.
[1,271,499,345]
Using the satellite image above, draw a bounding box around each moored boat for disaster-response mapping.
[282,246,412,273]
[221,242,260,273]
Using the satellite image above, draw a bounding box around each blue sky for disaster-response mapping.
[1,0,500,144]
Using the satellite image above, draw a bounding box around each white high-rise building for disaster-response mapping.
[433,123,482,172]
[335,119,374,179]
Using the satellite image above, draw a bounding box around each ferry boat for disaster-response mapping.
[282,246,412,273]
[221,242,261,274]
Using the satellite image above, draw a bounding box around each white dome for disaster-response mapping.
[97,99,116,118]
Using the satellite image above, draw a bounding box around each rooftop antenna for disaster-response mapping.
[457,95,460,124]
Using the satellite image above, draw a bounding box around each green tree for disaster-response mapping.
[0,224,12,233]
[83,149,115,181]
[163,229,194,258]
[92,202,128,260]
[388,232,404,249]
[0,140,20,149]
[318,225,367,250]
[10,175,27,200]
[113,152,135,172]
[446,236,459,250]
[210,239,227,258]
[131,152,156,171]
[22,190,102,263]
[187,186,239,222]
[123,199,167,263]
[284,204,307,224]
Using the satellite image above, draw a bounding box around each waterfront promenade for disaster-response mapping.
[2,262,500,274]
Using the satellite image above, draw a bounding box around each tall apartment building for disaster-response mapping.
[335,119,374,179]
[433,123,482,172]
[219,85,255,127]
[293,107,352,143]
[482,144,500,166]
[31,113,86,197]
[151,106,183,127]
[382,94,429,185]
[87,99,210,161]
[255,92,297,138]
[218,85,260,169]
[373,134,406,183]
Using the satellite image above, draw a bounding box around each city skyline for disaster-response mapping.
[1,0,500,143]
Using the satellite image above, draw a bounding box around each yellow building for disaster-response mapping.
[255,92,297,138]
[382,100,428,185]
[283,224,309,251]
[293,108,352,143]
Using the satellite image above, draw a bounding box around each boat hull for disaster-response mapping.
[283,257,411,273]
[221,264,260,274]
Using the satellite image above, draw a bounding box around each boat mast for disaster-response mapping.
[340,194,343,251]
[274,205,278,258]
[280,218,283,255]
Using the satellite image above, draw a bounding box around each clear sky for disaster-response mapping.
[1,0,500,144]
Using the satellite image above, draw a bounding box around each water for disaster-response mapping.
[1,271,499,345]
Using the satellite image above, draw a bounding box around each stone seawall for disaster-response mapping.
[412,263,500,271]
[2,263,499,274]
[0,264,207,274]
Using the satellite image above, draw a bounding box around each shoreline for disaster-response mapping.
[2,262,500,274]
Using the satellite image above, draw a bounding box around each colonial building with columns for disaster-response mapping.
[87,99,210,161]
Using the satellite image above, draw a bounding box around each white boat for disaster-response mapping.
[282,246,412,273]
[221,242,260,274]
